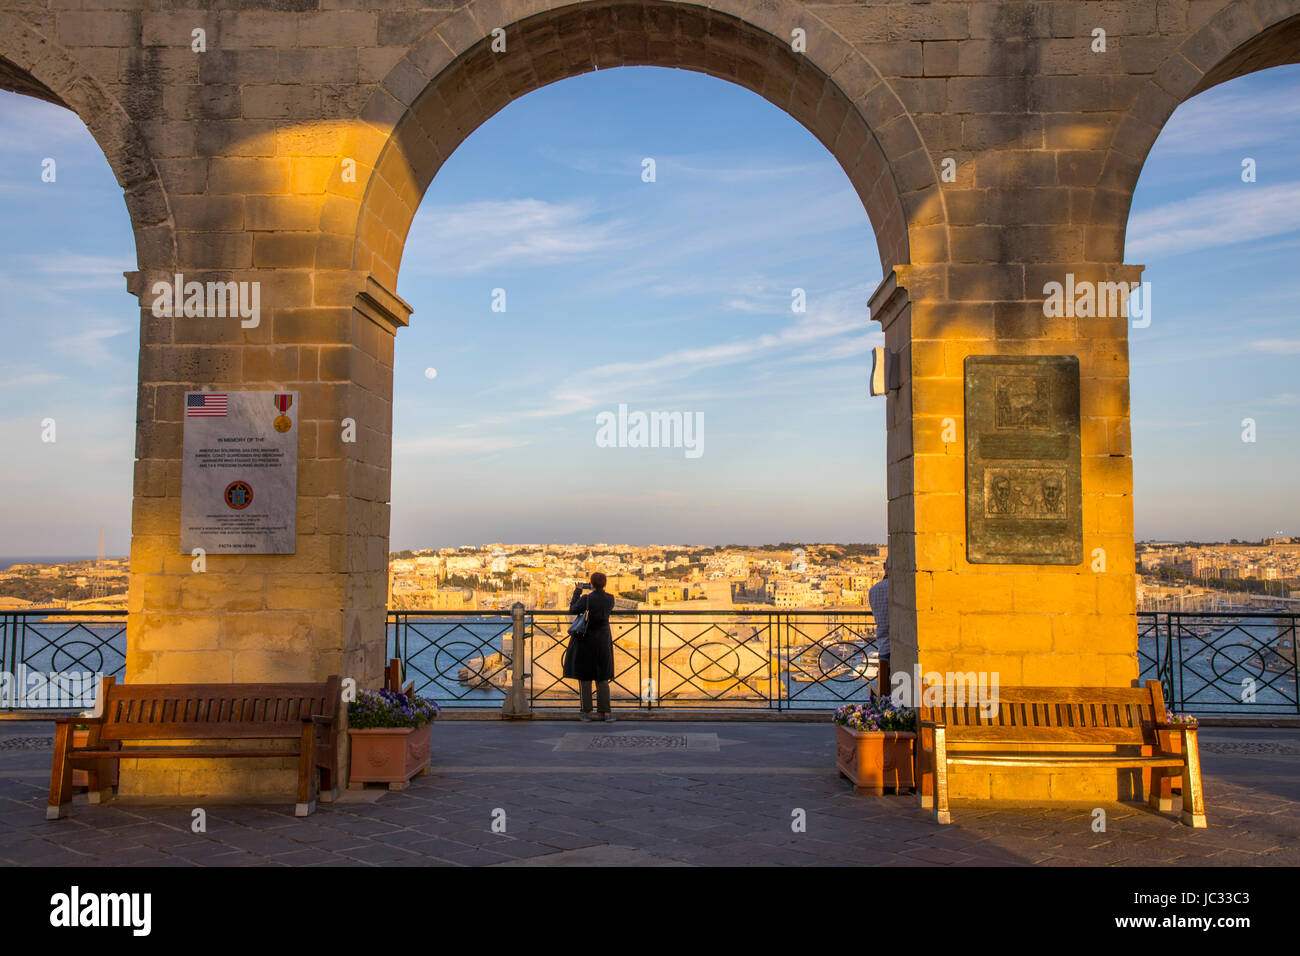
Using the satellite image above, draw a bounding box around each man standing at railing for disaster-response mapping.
[867,563,891,700]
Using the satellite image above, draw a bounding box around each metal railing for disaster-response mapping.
[1138,610,1298,716]
[390,609,883,710]
[1,610,127,710]
[2,607,1295,717]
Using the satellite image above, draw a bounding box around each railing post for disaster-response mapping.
[774,613,783,712]
[501,602,530,718]
[648,613,657,711]
[10,613,21,711]
[3,613,14,711]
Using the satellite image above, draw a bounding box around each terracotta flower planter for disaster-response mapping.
[836,723,915,795]
[71,729,119,790]
[348,724,432,790]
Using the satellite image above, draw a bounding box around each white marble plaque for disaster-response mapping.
[180,390,298,554]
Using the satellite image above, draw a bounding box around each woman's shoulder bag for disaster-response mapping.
[569,608,589,638]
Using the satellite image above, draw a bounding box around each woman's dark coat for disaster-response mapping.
[562,585,616,682]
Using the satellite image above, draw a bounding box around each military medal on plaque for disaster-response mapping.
[273,393,293,433]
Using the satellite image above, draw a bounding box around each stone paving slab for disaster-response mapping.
[0,719,1297,866]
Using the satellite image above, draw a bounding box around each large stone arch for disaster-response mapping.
[1092,0,1300,253]
[0,14,177,272]
[13,0,1294,808]
[340,0,945,290]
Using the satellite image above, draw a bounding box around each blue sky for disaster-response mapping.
[0,64,1297,556]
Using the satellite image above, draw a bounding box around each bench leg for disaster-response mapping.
[318,765,338,803]
[86,762,114,805]
[86,752,116,805]
[932,726,951,825]
[916,723,934,809]
[47,723,74,820]
[1148,733,1175,811]
[1148,767,1173,813]
[1180,729,1207,828]
[296,724,319,817]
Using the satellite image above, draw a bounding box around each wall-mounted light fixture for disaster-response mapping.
[869,346,899,397]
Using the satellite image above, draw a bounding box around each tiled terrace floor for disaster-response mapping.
[1,719,1297,866]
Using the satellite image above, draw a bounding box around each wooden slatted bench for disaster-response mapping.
[918,680,1206,827]
[48,675,341,820]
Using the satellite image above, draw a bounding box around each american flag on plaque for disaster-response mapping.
[186,393,228,417]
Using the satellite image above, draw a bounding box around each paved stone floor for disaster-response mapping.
[0,719,1297,866]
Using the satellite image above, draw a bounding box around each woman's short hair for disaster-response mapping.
[590,571,607,590]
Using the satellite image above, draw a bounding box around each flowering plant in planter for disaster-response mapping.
[347,689,440,790]
[834,700,917,794]
[1167,713,1199,727]
[348,688,439,729]
[834,700,917,733]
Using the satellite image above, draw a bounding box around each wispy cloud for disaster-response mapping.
[515,285,872,418]
[1151,83,1300,157]
[1248,337,1300,355]
[566,188,875,300]
[48,326,131,366]
[25,253,132,290]
[1260,392,1300,406]
[404,199,625,275]
[0,92,92,149]
[1126,181,1300,259]
[539,145,828,183]
[392,433,532,457]
[0,372,63,389]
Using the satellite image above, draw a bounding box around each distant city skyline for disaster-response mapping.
[1,65,1298,553]
[6,531,1298,566]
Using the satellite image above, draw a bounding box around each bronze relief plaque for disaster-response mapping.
[965,355,1082,564]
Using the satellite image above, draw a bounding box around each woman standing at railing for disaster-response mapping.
[564,572,617,721]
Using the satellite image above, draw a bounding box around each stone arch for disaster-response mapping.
[0,14,176,272]
[1095,0,1300,257]
[340,0,944,290]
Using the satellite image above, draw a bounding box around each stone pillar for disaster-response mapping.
[119,269,408,799]
[875,260,1141,803]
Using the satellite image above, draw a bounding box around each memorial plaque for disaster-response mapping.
[180,390,298,554]
[964,356,1081,564]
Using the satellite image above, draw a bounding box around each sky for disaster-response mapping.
[0,64,1297,556]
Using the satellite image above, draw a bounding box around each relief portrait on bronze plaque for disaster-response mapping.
[983,467,1070,520]
[994,375,1052,429]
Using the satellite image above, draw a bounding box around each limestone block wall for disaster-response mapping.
[0,0,1296,801]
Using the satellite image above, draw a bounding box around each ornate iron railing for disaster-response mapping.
[2,608,1295,716]
[388,609,882,710]
[0,610,127,710]
[527,612,646,706]
[1137,611,1298,716]
[388,612,515,707]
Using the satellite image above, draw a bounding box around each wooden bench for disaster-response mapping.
[918,680,1206,827]
[48,675,341,820]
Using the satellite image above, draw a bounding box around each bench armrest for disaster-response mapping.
[1154,722,1198,731]
[304,714,336,724]
[52,715,100,725]
[919,720,946,729]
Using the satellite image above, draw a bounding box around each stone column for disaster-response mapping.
[876,259,1141,803]
[119,268,408,799]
